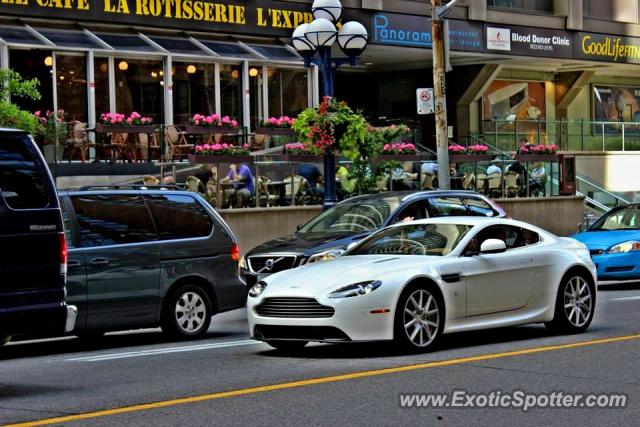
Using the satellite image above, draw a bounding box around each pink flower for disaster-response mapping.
[205,116,214,124]
[231,120,238,127]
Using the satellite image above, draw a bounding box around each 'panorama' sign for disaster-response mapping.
[0,0,367,37]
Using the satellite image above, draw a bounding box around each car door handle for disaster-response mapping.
[89,257,110,267]
[67,260,82,269]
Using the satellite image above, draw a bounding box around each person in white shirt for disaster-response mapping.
[486,161,502,175]
[421,162,438,175]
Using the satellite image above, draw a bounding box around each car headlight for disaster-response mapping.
[248,281,268,298]
[328,280,382,299]
[306,248,346,264]
[609,241,640,254]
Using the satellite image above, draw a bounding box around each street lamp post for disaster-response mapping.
[291,0,368,209]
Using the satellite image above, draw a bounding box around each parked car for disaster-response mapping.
[0,128,77,344]
[58,188,246,339]
[572,203,640,281]
[240,190,507,287]
[247,217,597,352]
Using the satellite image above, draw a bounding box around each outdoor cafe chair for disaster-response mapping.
[165,125,193,161]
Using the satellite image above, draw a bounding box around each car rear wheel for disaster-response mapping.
[394,286,442,352]
[162,284,212,339]
[546,273,595,333]
[265,340,308,351]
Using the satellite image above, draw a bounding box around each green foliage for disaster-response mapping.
[0,101,38,134]
[0,69,41,134]
[0,68,41,101]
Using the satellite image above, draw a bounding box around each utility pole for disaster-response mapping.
[431,0,451,190]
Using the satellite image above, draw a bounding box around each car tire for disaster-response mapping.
[394,285,443,352]
[265,340,308,351]
[545,273,595,334]
[162,284,212,339]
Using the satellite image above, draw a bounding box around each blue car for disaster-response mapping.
[572,203,640,281]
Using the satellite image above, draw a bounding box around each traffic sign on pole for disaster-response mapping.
[416,88,434,115]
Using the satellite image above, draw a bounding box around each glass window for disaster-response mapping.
[60,199,75,248]
[0,134,49,209]
[115,58,164,122]
[591,206,640,231]
[249,66,264,129]
[350,223,473,256]
[144,194,213,240]
[429,197,468,216]
[173,63,216,124]
[56,55,88,122]
[521,227,540,245]
[150,37,207,55]
[95,58,110,117]
[487,0,553,13]
[220,64,243,126]
[199,41,255,59]
[474,225,524,250]
[94,33,156,52]
[0,26,46,45]
[593,86,640,123]
[70,194,156,247]
[9,50,54,116]
[299,196,402,234]
[463,197,496,217]
[247,44,300,61]
[36,29,104,49]
[268,68,308,118]
[394,201,429,223]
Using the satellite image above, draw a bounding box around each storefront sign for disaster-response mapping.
[416,88,434,115]
[371,13,482,51]
[486,25,572,58]
[0,0,347,37]
[576,32,640,64]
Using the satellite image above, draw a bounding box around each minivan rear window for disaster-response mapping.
[0,135,49,209]
[144,194,213,240]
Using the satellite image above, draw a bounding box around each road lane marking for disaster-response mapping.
[67,340,260,362]
[611,296,640,302]
[10,333,640,427]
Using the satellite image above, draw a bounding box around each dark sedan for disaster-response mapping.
[240,190,507,286]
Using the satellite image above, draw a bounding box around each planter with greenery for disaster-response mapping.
[0,69,41,135]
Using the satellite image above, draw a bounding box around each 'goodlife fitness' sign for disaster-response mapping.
[486,25,573,58]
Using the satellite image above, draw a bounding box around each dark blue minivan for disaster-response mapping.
[0,129,77,344]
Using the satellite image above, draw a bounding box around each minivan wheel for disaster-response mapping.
[162,284,212,339]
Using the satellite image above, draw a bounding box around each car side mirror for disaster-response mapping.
[480,239,507,254]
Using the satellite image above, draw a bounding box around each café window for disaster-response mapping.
[220,64,243,126]
[593,86,640,122]
[268,68,309,118]
[483,80,546,121]
[56,54,88,122]
[95,58,110,116]
[115,58,164,122]
[9,49,54,116]
[173,62,216,124]
[487,0,553,13]
[249,66,265,129]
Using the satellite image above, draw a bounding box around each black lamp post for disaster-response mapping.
[291,0,368,209]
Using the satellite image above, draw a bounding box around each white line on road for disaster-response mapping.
[67,339,261,362]
[611,296,640,302]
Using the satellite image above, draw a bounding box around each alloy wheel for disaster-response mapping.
[563,276,593,328]
[175,291,207,334]
[403,289,440,348]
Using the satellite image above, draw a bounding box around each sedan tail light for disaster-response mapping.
[231,243,240,262]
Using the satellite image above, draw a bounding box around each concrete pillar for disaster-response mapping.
[468,0,486,21]
[164,56,173,125]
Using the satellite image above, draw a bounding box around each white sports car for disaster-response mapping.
[247,217,597,352]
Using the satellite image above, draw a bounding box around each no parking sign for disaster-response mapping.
[416,88,434,115]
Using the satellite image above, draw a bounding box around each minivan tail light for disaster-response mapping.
[59,232,68,275]
[231,244,240,262]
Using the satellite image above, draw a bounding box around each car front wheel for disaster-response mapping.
[546,273,595,333]
[394,286,442,352]
[162,284,212,339]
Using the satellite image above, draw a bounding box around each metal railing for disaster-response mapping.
[482,119,640,152]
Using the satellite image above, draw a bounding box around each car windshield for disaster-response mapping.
[590,206,640,231]
[298,196,402,234]
[348,223,473,256]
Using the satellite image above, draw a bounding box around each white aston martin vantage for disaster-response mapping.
[247,217,597,352]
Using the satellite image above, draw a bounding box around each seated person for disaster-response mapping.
[486,160,502,175]
[221,163,254,208]
[297,163,324,198]
[336,163,355,198]
[529,162,547,195]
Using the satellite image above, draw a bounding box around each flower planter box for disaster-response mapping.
[95,124,157,133]
[514,154,558,162]
[254,127,295,136]
[375,154,421,162]
[280,154,323,162]
[448,154,493,162]
[189,154,253,164]
[183,125,241,135]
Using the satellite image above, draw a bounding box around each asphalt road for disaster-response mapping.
[2,283,640,426]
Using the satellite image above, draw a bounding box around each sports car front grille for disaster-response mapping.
[248,256,297,274]
[255,297,335,318]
